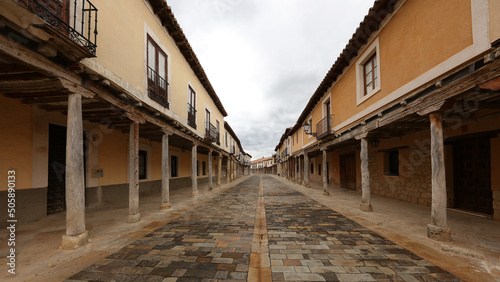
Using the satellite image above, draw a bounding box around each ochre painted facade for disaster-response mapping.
[0,95,33,190]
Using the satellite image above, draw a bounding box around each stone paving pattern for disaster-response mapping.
[66,176,460,281]
[262,176,460,282]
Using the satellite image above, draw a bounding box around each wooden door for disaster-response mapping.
[340,153,356,190]
[454,138,492,214]
[47,124,67,215]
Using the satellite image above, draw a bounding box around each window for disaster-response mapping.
[139,150,147,180]
[171,156,178,177]
[318,164,321,176]
[356,38,380,105]
[363,54,377,95]
[147,36,168,108]
[188,86,196,128]
[197,160,200,176]
[296,132,298,143]
[310,163,314,174]
[202,161,206,175]
[216,120,220,145]
[384,150,399,176]
[225,131,228,146]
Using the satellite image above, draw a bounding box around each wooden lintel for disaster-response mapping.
[125,113,146,124]
[58,78,96,99]
[355,133,369,140]
[417,100,454,116]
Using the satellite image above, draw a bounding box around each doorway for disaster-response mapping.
[453,137,493,214]
[340,153,356,190]
[47,124,87,215]
[47,124,67,215]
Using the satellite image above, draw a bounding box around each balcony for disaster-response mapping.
[17,0,98,55]
[147,66,169,108]
[316,114,332,139]
[204,122,219,143]
[187,104,196,129]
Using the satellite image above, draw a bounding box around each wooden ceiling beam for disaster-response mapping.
[0,64,35,75]
[0,72,47,81]
[4,90,68,98]
[22,96,69,104]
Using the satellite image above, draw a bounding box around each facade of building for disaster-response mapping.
[275,0,500,241]
[0,0,248,248]
[251,156,275,174]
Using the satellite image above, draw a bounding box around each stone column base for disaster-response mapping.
[322,191,330,196]
[128,213,141,223]
[160,203,172,210]
[191,191,199,197]
[427,224,451,242]
[360,202,373,212]
[61,231,89,250]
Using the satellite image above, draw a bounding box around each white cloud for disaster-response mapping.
[168,0,375,159]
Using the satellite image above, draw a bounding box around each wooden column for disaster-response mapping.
[191,143,198,197]
[322,149,330,196]
[208,150,213,190]
[358,136,373,212]
[298,156,302,184]
[217,155,222,187]
[61,93,88,249]
[304,154,310,188]
[226,157,230,183]
[293,157,299,182]
[428,112,451,241]
[127,114,145,223]
[160,129,172,210]
[418,102,452,242]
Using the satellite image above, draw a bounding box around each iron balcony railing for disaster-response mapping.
[147,66,169,108]
[204,122,219,143]
[18,0,98,55]
[187,104,196,129]
[316,114,332,139]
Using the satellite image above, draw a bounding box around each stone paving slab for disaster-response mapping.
[66,177,260,282]
[66,176,461,281]
[261,176,461,282]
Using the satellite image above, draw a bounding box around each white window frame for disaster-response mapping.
[144,24,172,105]
[356,37,381,105]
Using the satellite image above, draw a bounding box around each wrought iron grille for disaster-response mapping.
[316,114,332,139]
[17,0,98,55]
[205,122,219,142]
[147,66,169,108]
[187,104,196,129]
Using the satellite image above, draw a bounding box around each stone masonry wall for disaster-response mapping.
[369,146,433,207]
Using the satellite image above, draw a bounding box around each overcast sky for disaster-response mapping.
[168,0,375,160]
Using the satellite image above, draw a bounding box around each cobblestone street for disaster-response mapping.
[66,176,460,281]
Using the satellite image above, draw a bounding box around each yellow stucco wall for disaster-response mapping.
[0,96,33,190]
[489,0,500,43]
[90,0,225,143]
[324,0,473,133]
[98,130,128,186]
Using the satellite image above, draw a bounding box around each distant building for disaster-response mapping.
[251,156,276,174]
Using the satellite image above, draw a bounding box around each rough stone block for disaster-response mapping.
[61,231,89,250]
[426,224,451,242]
